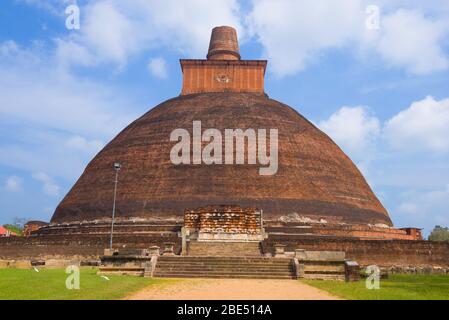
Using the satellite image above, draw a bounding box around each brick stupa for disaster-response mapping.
[45,26,419,242]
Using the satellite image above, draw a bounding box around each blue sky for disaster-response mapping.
[1,0,449,236]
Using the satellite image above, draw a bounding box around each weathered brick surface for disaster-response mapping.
[51,26,391,228]
[265,221,420,240]
[185,205,262,235]
[207,26,241,60]
[180,60,266,95]
[187,241,261,256]
[51,92,391,227]
[180,26,266,95]
[23,221,49,236]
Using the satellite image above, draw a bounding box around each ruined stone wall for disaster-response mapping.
[264,236,449,267]
[184,205,262,235]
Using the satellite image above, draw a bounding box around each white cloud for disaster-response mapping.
[5,176,23,192]
[65,136,104,153]
[32,172,60,196]
[374,9,449,75]
[56,0,243,70]
[398,202,419,215]
[21,0,449,76]
[80,1,136,67]
[55,38,95,68]
[384,96,449,153]
[0,41,137,181]
[247,0,364,76]
[148,57,168,79]
[0,41,136,138]
[319,106,380,155]
[247,1,449,76]
[396,186,449,229]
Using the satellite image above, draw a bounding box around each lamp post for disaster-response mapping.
[110,162,121,250]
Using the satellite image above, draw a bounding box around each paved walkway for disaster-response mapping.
[126,278,340,300]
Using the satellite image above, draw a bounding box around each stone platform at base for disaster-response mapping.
[97,245,359,281]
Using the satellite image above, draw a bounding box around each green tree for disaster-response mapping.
[428,225,449,241]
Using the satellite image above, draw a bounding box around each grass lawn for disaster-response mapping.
[304,275,449,300]
[0,268,176,300]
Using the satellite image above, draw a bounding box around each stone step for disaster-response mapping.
[156,265,292,271]
[154,255,295,279]
[158,256,291,263]
[156,267,293,273]
[157,260,291,266]
[157,260,291,265]
[153,273,295,279]
[154,270,292,276]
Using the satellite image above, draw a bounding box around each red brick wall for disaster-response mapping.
[180,60,266,95]
[0,234,182,259]
[2,233,447,268]
[264,236,449,267]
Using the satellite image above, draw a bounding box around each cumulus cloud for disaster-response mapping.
[5,176,23,192]
[373,9,449,74]
[0,40,137,181]
[384,96,449,153]
[0,41,135,137]
[319,106,380,155]
[320,96,449,157]
[247,0,364,76]
[148,57,168,79]
[32,172,60,196]
[56,0,243,70]
[23,0,449,76]
[247,0,449,76]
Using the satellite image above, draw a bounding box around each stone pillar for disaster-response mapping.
[345,260,361,282]
[163,242,175,256]
[144,255,159,278]
[274,244,286,258]
[181,227,189,256]
[292,258,305,279]
[149,246,160,256]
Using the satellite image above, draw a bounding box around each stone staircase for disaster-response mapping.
[153,256,295,279]
[97,247,359,282]
[187,241,261,257]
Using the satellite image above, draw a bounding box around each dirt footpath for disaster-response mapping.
[126,278,341,300]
